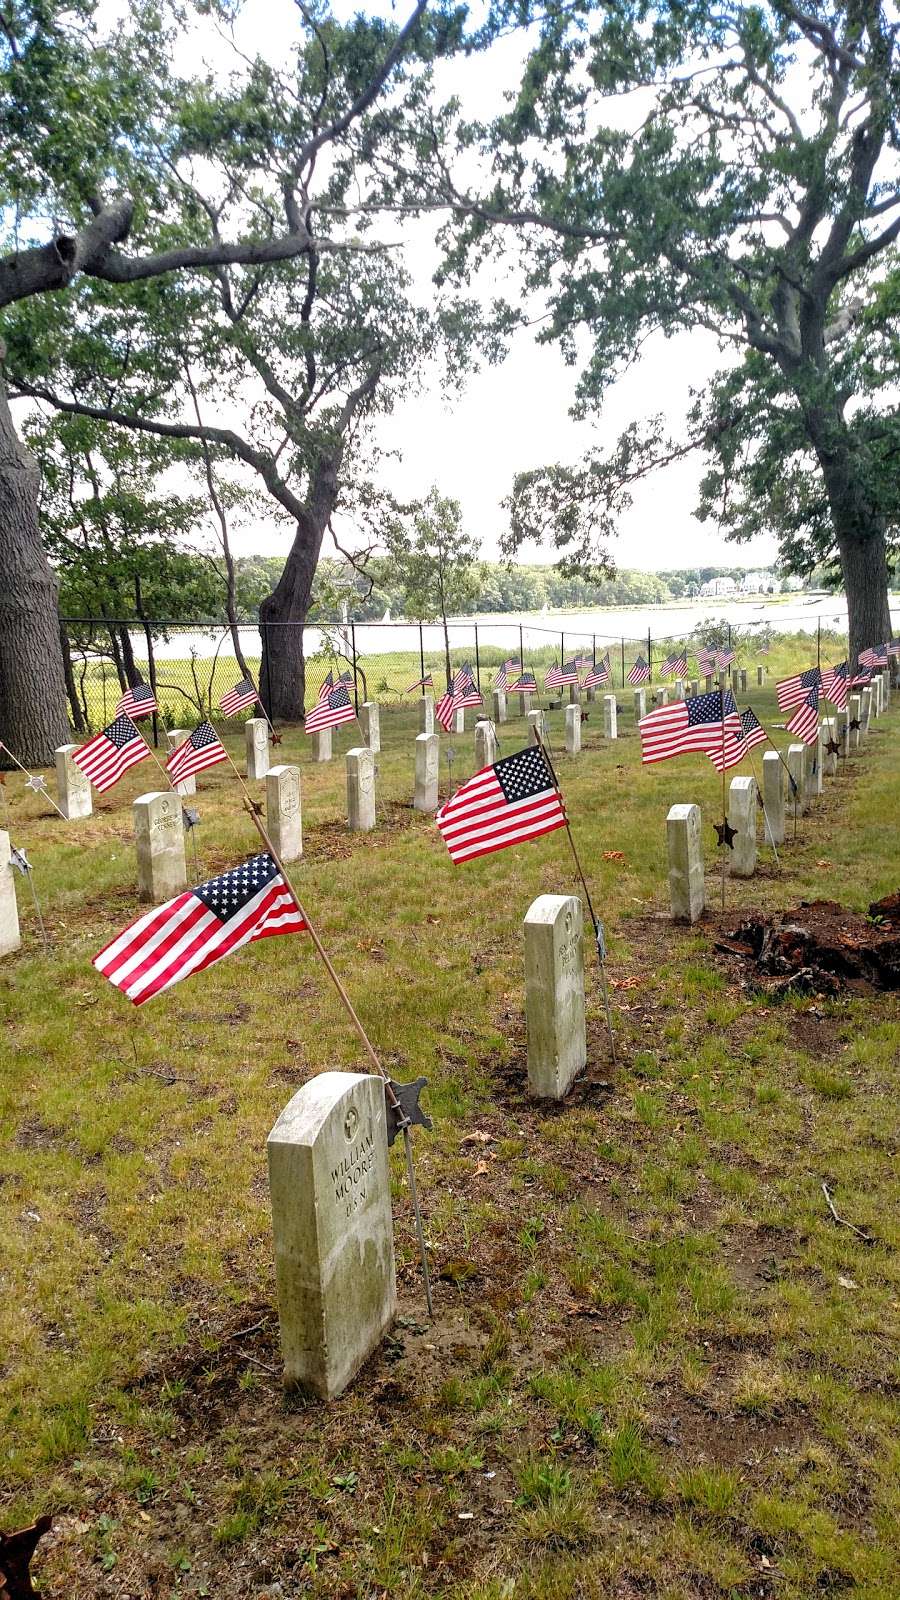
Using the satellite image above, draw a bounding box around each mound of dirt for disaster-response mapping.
[715,896,900,994]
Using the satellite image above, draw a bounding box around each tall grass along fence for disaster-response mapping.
[59,610,897,740]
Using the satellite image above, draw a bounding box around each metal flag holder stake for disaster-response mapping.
[445,745,456,802]
[182,805,204,880]
[534,730,617,1066]
[220,747,435,1319]
[10,846,49,952]
[0,742,68,821]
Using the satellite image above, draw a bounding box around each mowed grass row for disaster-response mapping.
[1,671,898,1598]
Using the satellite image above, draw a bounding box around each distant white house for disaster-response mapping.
[698,576,738,597]
[739,571,779,594]
[780,574,805,592]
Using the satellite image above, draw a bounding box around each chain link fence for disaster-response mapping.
[60,609,887,738]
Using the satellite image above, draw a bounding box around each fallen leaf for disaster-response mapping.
[609,976,641,990]
[473,1161,491,1177]
[602,850,625,861]
[460,1131,495,1146]
[837,1274,859,1289]
[816,858,834,868]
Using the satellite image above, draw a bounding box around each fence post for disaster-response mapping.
[647,628,652,684]
[419,621,425,694]
[817,617,821,671]
[263,620,273,718]
[143,619,159,747]
[519,622,524,676]
[560,629,565,670]
[475,622,481,692]
[350,620,359,715]
[592,634,596,666]
[621,638,625,687]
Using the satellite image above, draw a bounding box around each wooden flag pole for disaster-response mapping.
[222,746,434,1318]
[535,731,617,1065]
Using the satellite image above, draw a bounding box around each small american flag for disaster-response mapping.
[887,639,900,658]
[737,707,768,755]
[305,683,355,732]
[850,668,873,689]
[546,661,579,689]
[93,853,305,1006]
[166,721,227,784]
[72,714,150,792]
[639,689,742,767]
[696,648,716,677]
[317,671,334,703]
[406,671,434,692]
[785,684,820,745]
[219,677,258,716]
[116,680,157,720]
[776,666,821,712]
[436,744,567,864]
[661,650,688,678]
[493,660,520,692]
[507,668,537,695]
[456,665,483,708]
[627,655,650,686]
[820,662,849,709]
[717,648,736,669]
[858,644,887,668]
[582,655,611,688]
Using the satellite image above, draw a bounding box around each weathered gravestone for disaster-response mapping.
[346,747,376,832]
[134,791,187,903]
[418,695,434,736]
[492,688,507,725]
[704,674,714,693]
[246,717,270,781]
[836,707,850,757]
[787,744,807,814]
[565,703,581,755]
[523,894,586,1099]
[633,688,646,721]
[757,666,767,686]
[360,702,380,755]
[666,803,704,923]
[860,687,872,736]
[674,678,685,700]
[414,733,439,814]
[527,709,547,744]
[311,728,332,763]
[739,668,748,693]
[603,694,618,739]
[822,718,839,778]
[690,679,700,697]
[453,706,465,735]
[0,830,21,958]
[166,728,196,797]
[55,744,92,820]
[728,776,757,877]
[657,686,669,706]
[475,719,497,769]
[718,670,728,694]
[267,1071,396,1399]
[266,765,302,862]
[807,723,824,799]
[847,695,861,748]
[762,750,786,843]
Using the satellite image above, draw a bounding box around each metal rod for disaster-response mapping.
[419,622,425,695]
[720,687,727,912]
[0,743,68,821]
[26,867,49,953]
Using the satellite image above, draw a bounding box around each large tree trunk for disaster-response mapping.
[0,376,70,765]
[59,622,86,733]
[258,457,338,720]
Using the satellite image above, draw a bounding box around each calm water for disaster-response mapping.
[135,592,898,661]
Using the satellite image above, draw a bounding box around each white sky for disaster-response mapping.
[157,0,783,569]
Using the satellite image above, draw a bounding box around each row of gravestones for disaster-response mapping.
[666,678,888,922]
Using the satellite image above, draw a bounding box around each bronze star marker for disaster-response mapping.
[714,819,738,849]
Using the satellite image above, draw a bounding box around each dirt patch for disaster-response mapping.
[715,896,900,994]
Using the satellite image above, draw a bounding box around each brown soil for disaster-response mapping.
[714,895,900,994]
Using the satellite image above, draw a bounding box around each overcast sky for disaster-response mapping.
[180,0,781,571]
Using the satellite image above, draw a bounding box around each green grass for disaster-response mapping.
[1,656,898,1598]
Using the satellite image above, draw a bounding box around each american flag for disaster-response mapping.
[406,671,434,693]
[305,682,355,733]
[785,684,820,745]
[821,662,849,709]
[661,650,688,678]
[493,660,520,692]
[116,680,157,720]
[696,648,716,677]
[776,666,821,712]
[718,648,736,669]
[850,668,873,689]
[219,676,259,717]
[72,714,150,793]
[456,664,483,709]
[93,853,305,1006]
[737,707,768,755]
[582,655,611,688]
[507,668,537,695]
[436,744,567,864]
[166,720,227,784]
[888,639,900,658]
[317,670,334,703]
[546,661,579,689]
[627,655,650,686]
[639,689,742,768]
[859,644,887,668]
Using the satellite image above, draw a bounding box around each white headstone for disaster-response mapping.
[266,765,302,862]
[690,679,700,697]
[807,724,824,799]
[847,694,861,750]
[518,690,533,716]
[658,686,669,706]
[246,717,270,780]
[133,791,187,903]
[787,744,807,814]
[55,743,92,820]
[633,688,646,721]
[603,695,618,739]
[346,746,376,832]
[757,666,767,687]
[453,706,465,735]
[360,702,380,755]
[267,1071,396,1399]
[414,732,439,814]
[585,684,596,702]
[418,695,434,736]
[739,668,748,693]
[492,688,507,724]
[718,670,727,693]
[527,708,546,745]
[728,775,757,877]
[523,894,586,1100]
[762,751,786,844]
[836,707,850,757]
[666,803,704,923]
[674,679,685,700]
[0,830,21,958]
[565,703,581,755]
[568,682,580,704]
[311,728,332,763]
[166,728,196,797]
[704,674,714,694]
[860,687,872,735]
[474,719,497,769]
[822,717,838,778]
